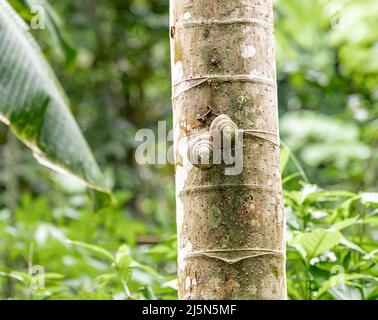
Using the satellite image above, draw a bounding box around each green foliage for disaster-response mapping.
[276,0,378,189]
[0,187,177,300]
[11,0,77,66]
[1,178,377,300]
[0,0,109,195]
[285,185,378,300]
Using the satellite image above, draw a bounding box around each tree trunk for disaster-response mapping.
[170,0,286,300]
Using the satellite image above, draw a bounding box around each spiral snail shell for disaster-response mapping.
[188,132,217,169]
[209,114,238,142]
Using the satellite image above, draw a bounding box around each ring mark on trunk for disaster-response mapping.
[184,248,284,264]
[174,75,275,87]
[242,130,281,146]
[177,18,273,29]
[173,75,275,99]
[180,184,277,195]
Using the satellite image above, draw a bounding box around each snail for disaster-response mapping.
[188,132,218,169]
[209,114,238,143]
[186,114,239,169]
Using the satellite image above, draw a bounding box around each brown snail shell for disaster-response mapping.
[188,132,217,169]
[209,114,238,142]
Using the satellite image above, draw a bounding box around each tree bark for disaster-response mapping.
[170,0,286,300]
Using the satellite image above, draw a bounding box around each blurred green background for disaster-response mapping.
[0,0,377,300]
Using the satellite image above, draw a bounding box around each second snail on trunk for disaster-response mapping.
[209,114,238,143]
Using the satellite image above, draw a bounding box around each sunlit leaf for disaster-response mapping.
[360,193,378,205]
[0,271,27,282]
[67,240,114,262]
[365,216,378,227]
[316,273,373,299]
[330,217,358,232]
[340,237,366,255]
[291,228,342,260]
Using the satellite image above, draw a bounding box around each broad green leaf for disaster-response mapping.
[364,249,378,261]
[329,217,358,232]
[291,228,342,260]
[340,237,366,255]
[67,240,115,262]
[131,261,161,277]
[365,216,378,227]
[115,245,131,264]
[282,172,301,185]
[22,0,77,66]
[94,273,118,286]
[42,272,65,280]
[0,270,27,282]
[0,0,109,195]
[328,287,363,300]
[333,195,361,220]
[300,184,319,204]
[315,273,372,299]
[305,190,356,204]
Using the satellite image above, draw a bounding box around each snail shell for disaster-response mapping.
[209,114,238,142]
[188,132,217,169]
